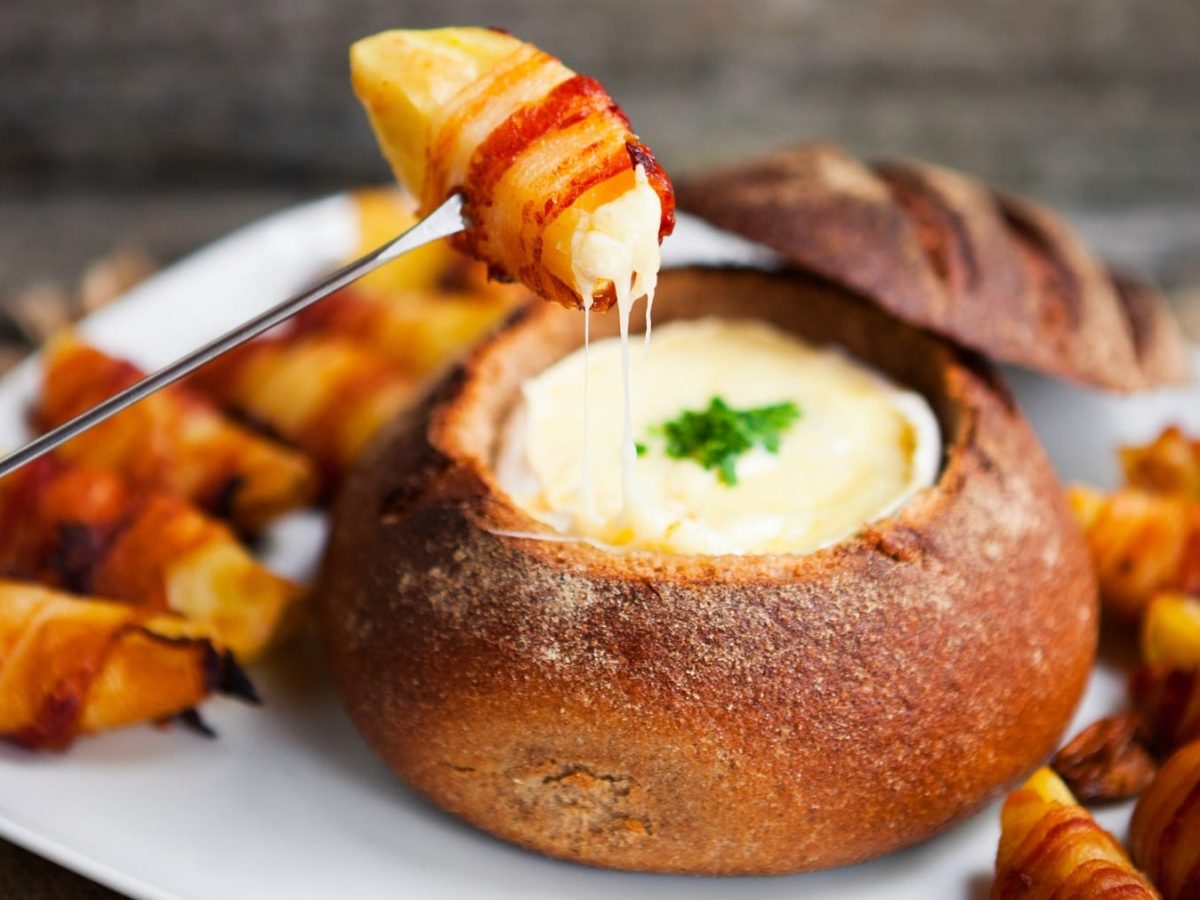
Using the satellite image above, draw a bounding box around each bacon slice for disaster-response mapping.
[1069,485,1200,620]
[1130,740,1200,900]
[992,767,1159,898]
[0,580,256,750]
[0,456,300,661]
[352,28,675,310]
[36,335,318,532]
[188,334,416,487]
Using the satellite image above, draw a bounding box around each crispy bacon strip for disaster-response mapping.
[1130,740,1200,899]
[1069,486,1200,620]
[1123,427,1200,499]
[0,457,301,661]
[188,334,416,486]
[0,580,256,750]
[992,767,1159,898]
[450,67,675,308]
[36,335,318,531]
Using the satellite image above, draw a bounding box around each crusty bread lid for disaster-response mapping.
[677,143,1190,391]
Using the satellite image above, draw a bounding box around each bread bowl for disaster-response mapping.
[317,266,1098,874]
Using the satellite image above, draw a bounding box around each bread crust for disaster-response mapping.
[317,268,1098,875]
[676,144,1190,391]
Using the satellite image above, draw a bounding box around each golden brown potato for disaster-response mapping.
[36,335,318,531]
[188,333,417,487]
[1130,740,1200,899]
[294,287,515,377]
[342,187,525,298]
[0,580,256,750]
[345,187,459,297]
[1069,486,1200,619]
[1123,427,1200,498]
[992,767,1159,898]
[1142,593,1200,667]
[0,456,301,661]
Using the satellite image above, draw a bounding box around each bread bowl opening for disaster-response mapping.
[451,268,960,559]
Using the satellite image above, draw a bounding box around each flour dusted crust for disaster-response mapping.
[677,144,1190,391]
[317,268,1098,874]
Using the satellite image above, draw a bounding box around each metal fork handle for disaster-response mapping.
[0,192,467,480]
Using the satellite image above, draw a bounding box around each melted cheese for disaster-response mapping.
[541,163,663,521]
[495,318,941,556]
[566,165,662,313]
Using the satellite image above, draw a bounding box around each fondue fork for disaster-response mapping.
[0,194,466,479]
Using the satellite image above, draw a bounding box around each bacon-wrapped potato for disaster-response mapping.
[351,27,675,310]
[1123,427,1200,498]
[36,335,317,531]
[0,456,301,661]
[1069,486,1200,619]
[295,287,513,377]
[1130,740,1200,899]
[992,767,1159,899]
[188,334,416,486]
[0,580,256,750]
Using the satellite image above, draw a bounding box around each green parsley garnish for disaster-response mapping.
[634,441,648,457]
[649,396,801,486]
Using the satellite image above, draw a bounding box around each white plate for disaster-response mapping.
[0,198,1196,900]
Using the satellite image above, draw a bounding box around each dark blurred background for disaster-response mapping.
[3,0,1199,331]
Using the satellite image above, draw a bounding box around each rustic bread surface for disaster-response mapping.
[677,144,1190,391]
[317,268,1098,874]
